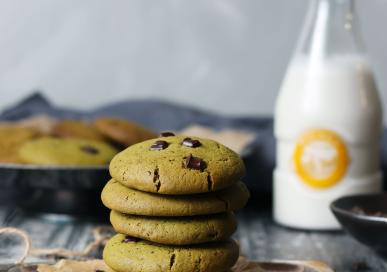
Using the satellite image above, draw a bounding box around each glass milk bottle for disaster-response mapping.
[274,0,383,229]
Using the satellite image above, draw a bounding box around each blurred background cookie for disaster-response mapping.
[0,126,41,163]
[18,137,118,166]
[52,120,105,141]
[0,116,159,166]
[94,117,157,147]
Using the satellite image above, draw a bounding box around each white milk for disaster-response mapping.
[274,55,383,229]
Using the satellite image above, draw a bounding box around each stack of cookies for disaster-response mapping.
[101,133,250,272]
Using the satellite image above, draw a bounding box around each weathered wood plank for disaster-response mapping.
[237,211,387,271]
[1,208,386,271]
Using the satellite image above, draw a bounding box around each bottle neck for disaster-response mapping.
[296,0,365,61]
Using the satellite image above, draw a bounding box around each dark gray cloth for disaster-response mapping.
[0,92,272,131]
[1,92,386,193]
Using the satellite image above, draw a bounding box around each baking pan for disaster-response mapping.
[0,146,257,216]
[0,163,110,216]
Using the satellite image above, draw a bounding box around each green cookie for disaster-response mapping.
[19,137,118,166]
[101,179,250,216]
[109,136,245,194]
[110,211,237,245]
[103,234,239,272]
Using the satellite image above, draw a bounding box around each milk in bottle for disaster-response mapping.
[273,0,383,229]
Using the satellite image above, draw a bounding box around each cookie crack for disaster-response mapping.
[153,167,161,192]
[204,170,213,192]
[206,221,218,240]
[169,253,176,270]
[194,256,202,272]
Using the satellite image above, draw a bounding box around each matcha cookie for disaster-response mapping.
[0,126,41,163]
[101,179,249,216]
[94,117,157,147]
[103,234,239,272]
[110,136,245,194]
[110,211,237,245]
[19,137,118,166]
[52,120,105,141]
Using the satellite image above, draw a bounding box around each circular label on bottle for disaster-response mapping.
[293,129,349,188]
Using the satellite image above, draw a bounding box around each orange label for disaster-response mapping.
[293,129,349,188]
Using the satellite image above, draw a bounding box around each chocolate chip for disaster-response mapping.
[160,131,175,137]
[80,145,99,154]
[182,137,201,148]
[184,154,206,170]
[150,140,169,151]
[122,235,140,243]
[95,270,105,272]
[351,206,387,218]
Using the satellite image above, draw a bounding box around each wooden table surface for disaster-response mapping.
[0,207,386,272]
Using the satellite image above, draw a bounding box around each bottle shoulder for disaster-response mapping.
[275,56,382,121]
[274,59,383,142]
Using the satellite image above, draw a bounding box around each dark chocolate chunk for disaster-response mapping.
[182,137,201,148]
[122,235,140,243]
[149,140,169,151]
[160,131,175,137]
[80,145,99,154]
[351,206,387,218]
[184,154,206,170]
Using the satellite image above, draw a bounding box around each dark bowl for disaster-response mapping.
[330,193,387,259]
[0,163,110,216]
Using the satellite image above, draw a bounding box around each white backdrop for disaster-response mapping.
[0,0,386,120]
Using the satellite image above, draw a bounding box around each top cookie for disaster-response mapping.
[110,135,245,195]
